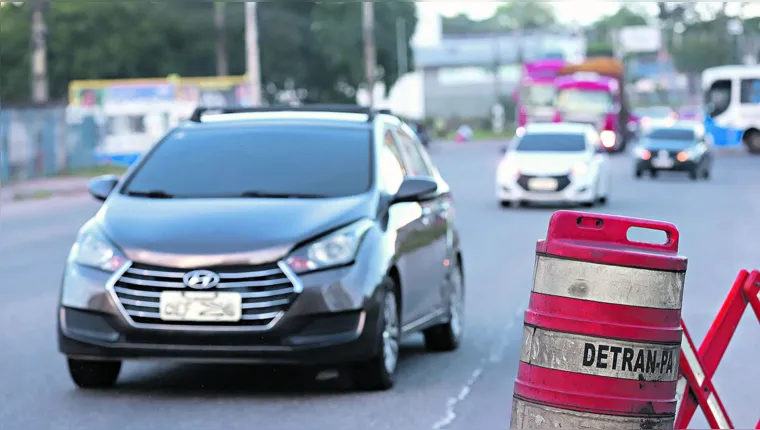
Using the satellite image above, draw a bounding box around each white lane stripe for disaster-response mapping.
[707,393,731,429]
[680,333,705,386]
[533,255,685,310]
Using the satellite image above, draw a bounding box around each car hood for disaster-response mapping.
[511,152,590,176]
[97,193,373,267]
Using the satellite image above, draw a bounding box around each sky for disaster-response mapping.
[430,1,625,24]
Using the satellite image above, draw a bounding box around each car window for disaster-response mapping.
[393,128,433,177]
[379,131,406,194]
[644,128,695,141]
[515,132,586,152]
[123,126,373,198]
[740,78,760,104]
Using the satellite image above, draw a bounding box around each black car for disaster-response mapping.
[58,105,465,391]
[633,121,713,180]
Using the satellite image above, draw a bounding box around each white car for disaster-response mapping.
[496,123,611,207]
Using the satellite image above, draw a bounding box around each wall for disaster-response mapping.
[422,67,519,119]
[0,107,101,182]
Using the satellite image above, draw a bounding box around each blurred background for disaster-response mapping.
[0,1,758,180]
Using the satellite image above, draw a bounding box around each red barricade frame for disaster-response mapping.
[676,270,760,429]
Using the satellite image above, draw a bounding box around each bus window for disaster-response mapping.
[704,79,731,118]
[740,79,760,104]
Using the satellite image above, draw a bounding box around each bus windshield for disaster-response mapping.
[556,88,613,115]
[520,84,556,108]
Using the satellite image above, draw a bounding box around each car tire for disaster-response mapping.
[650,170,658,178]
[350,277,400,391]
[744,130,760,154]
[67,358,121,389]
[703,167,710,180]
[499,200,512,208]
[634,170,643,179]
[423,259,464,352]
[598,195,608,205]
[688,169,699,181]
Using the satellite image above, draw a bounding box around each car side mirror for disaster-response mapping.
[392,177,438,204]
[87,174,120,202]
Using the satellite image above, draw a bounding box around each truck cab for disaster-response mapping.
[516,59,566,127]
[552,58,637,152]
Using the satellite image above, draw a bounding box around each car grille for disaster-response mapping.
[517,174,572,192]
[112,261,299,328]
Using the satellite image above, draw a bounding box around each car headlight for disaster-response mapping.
[600,130,616,148]
[285,219,374,274]
[497,158,520,181]
[678,148,700,162]
[633,146,651,160]
[571,162,589,176]
[69,226,127,272]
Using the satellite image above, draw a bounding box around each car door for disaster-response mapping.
[393,125,449,320]
[377,129,430,326]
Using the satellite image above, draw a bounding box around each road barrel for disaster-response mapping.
[511,211,688,429]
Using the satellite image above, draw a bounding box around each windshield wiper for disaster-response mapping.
[239,191,327,199]
[126,190,175,199]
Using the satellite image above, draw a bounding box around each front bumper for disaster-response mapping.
[635,158,698,172]
[496,175,596,204]
[58,249,387,365]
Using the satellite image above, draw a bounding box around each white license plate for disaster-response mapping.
[528,178,559,191]
[652,158,674,168]
[159,291,242,322]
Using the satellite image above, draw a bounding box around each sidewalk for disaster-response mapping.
[0,176,92,203]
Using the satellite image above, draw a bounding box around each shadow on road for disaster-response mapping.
[76,341,443,398]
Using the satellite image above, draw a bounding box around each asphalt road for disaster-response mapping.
[1,141,759,429]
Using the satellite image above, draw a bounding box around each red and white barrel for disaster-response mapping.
[511,211,687,429]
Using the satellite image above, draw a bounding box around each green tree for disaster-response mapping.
[587,6,649,45]
[441,1,556,35]
[493,1,556,30]
[0,0,417,104]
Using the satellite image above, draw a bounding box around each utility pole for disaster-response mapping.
[244,2,262,105]
[396,17,408,76]
[30,0,48,103]
[362,2,376,108]
[214,2,228,76]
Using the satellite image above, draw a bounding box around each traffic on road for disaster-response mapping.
[60,106,465,391]
[2,108,760,428]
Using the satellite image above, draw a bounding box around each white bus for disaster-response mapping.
[702,65,760,153]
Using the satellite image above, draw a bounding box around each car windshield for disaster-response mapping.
[556,89,613,115]
[122,125,372,198]
[520,83,556,107]
[515,132,587,152]
[644,128,695,141]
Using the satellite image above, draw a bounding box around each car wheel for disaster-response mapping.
[499,200,512,208]
[423,260,464,352]
[650,170,658,178]
[703,166,710,179]
[634,170,643,179]
[67,358,121,389]
[744,130,760,154]
[598,195,608,205]
[688,169,699,181]
[350,278,400,391]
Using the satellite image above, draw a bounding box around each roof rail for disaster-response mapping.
[189,104,394,123]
